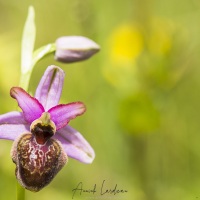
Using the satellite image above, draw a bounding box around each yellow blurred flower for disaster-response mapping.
[103,18,174,95]
[109,24,143,65]
[103,23,143,94]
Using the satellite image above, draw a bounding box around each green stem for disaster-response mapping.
[19,43,56,90]
[19,72,31,91]
[16,182,25,200]
[32,43,56,67]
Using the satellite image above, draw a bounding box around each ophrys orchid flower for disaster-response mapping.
[0,65,95,192]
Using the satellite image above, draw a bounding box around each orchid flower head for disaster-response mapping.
[0,65,95,192]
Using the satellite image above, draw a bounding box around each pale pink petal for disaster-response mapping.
[35,65,65,111]
[48,102,86,130]
[54,125,95,164]
[0,111,27,124]
[0,124,29,140]
[10,87,44,123]
[0,111,29,140]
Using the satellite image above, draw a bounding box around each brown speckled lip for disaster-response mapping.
[11,133,67,192]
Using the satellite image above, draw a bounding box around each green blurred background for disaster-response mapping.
[0,0,200,199]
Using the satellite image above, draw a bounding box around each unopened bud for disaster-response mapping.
[55,36,100,63]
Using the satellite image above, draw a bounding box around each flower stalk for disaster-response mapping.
[16,182,25,200]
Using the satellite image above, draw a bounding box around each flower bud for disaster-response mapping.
[55,36,100,63]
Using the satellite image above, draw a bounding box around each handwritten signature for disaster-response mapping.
[72,180,128,199]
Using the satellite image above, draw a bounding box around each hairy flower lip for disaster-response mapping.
[11,132,68,192]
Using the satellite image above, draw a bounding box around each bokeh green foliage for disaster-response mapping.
[0,0,200,200]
